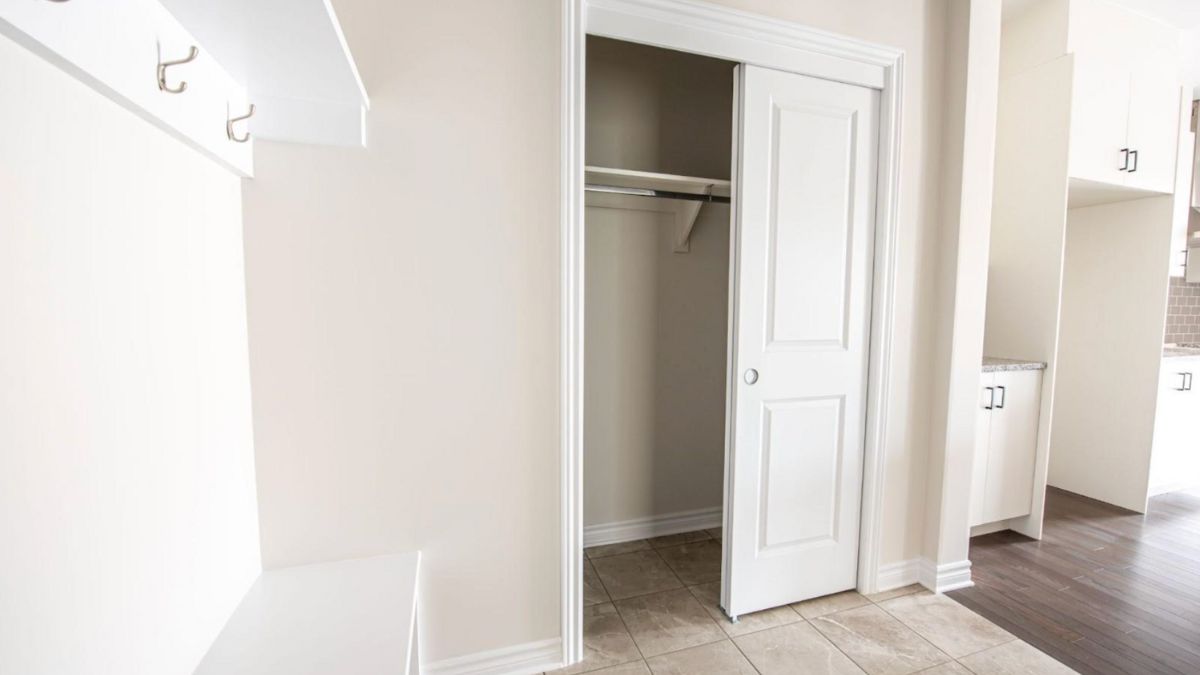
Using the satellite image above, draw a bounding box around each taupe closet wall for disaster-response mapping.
[584,38,735,528]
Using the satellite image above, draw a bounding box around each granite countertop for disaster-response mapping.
[1164,344,1200,359]
[982,356,1048,372]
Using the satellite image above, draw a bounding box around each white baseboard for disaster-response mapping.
[1149,481,1200,497]
[875,558,922,592]
[875,558,972,594]
[920,558,973,593]
[583,507,722,547]
[970,520,1014,537]
[423,637,561,675]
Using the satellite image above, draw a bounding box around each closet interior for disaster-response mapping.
[583,37,735,558]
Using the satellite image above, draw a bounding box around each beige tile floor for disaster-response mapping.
[548,528,1076,675]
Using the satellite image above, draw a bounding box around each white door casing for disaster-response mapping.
[724,64,880,618]
[562,0,906,664]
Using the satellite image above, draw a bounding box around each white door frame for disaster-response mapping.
[560,0,905,664]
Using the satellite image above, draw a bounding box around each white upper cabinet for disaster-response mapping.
[1068,59,1131,188]
[1070,66,1181,195]
[1047,0,1183,195]
[1125,66,1184,193]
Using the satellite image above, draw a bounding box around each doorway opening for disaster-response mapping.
[579,22,883,639]
[561,1,905,665]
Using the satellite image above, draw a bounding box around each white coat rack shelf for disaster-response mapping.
[0,0,369,177]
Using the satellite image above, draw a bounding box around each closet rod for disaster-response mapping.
[585,183,731,204]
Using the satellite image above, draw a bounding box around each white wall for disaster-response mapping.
[998,0,1068,78]
[585,203,730,527]
[241,0,562,663]
[1180,27,1200,95]
[242,0,952,664]
[1052,197,1175,512]
[0,33,260,675]
[586,36,734,179]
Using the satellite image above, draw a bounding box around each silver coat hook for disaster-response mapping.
[158,46,199,94]
[226,104,256,143]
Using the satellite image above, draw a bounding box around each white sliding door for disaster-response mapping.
[724,64,879,618]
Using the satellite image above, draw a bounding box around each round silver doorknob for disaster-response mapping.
[744,368,759,385]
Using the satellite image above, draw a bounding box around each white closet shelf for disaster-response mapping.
[585,166,731,253]
[195,552,421,675]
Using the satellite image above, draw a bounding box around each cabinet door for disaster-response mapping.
[1124,67,1182,193]
[1170,121,1195,279]
[1150,360,1200,493]
[1068,62,1130,187]
[970,374,995,527]
[984,370,1042,523]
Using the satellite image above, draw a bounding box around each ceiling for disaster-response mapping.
[1106,0,1200,29]
[1002,0,1200,93]
[1004,0,1200,28]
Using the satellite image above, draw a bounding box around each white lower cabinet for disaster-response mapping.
[971,370,1043,527]
[1149,357,1200,495]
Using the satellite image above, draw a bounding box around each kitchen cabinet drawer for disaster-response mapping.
[971,370,1043,527]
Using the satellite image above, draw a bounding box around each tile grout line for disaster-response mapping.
[805,613,881,675]
[616,536,739,668]
[588,533,1017,674]
[579,553,643,675]
[951,636,1019,662]
[868,594,959,669]
[648,545,688,592]
[871,592,1045,673]
[724,631,765,675]
[609,598,650,672]
[585,532,720,673]
[586,558,615,607]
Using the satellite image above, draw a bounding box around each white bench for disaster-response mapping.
[195,552,420,675]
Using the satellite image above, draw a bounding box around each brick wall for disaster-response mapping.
[1165,276,1200,345]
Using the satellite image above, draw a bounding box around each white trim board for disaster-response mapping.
[583,508,723,548]
[561,0,906,666]
[970,519,1019,538]
[875,558,974,595]
[919,559,974,594]
[875,559,923,593]
[423,637,561,675]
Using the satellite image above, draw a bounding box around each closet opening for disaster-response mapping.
[570,15,898,652]
[582,35,736,605]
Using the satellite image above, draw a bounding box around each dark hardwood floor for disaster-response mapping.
[949,486,1200,675]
